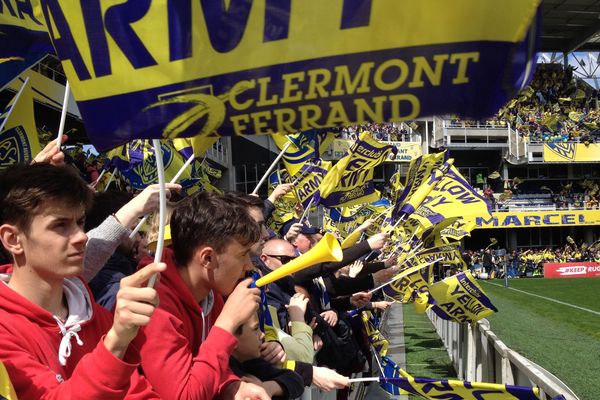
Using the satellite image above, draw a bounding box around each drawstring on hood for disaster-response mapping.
[51,278,93,366]
[53,316,83,366]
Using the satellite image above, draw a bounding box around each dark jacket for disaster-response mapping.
[229,357,304,400]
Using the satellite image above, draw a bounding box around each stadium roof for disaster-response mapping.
[541,0,600,52]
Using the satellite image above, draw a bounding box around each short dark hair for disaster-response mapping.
[221,191,265,210]
[85,190,133,231]
[170,191,260,267]
[0,163,93,232]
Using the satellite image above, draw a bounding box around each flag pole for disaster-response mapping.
[129,153,195,239]
[298,197,314,224]
[148,139,166,288]
[103,167,119,192]
[0,77,30,133]
[56,81,70,150]
[251,141,292,195]
[90,168,107,188]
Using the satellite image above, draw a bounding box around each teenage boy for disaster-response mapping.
[0,164,163,399]
[138,191,269,400]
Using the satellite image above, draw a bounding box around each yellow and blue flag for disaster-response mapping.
[409,165,492,230]
[294,160,331,208]
[382,368,544,400]
[0,79,41,169]
[39,1,540,150]
[267,168,298,233]
[382,259,433,303]
[106,140,195,190]
[317,131,395,208]
[429,271,497,324]
[392,154,452,221]
[361,311,389,357]
[0,1,53,88]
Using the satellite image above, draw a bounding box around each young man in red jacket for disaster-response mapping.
[0,163,164,399]
[138,191,269,400]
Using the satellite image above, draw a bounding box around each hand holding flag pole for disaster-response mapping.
[129,153,195,239]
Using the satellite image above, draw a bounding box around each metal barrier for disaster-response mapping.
[427,310,580,400]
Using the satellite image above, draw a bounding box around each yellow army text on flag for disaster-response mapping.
[408,166,492,230]
[294,160,331,208]
[0,79,41,169]
[317,131,395,208]
[429,271,497,324]
[39,0,540,150]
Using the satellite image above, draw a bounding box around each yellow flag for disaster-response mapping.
[0,361,18,400]
[0,79,41,169]
[429,271,497,323]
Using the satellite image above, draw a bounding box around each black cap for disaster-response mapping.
[281,219,321,237]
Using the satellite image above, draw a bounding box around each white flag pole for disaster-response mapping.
[90,168,107,188]
[129,153,195,239]
[251,141,292,195]
[147,139,166,288]
[103,167,118,192]
[56,81,70,149]
[0,77,30,133]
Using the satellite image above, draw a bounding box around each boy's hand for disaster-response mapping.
[104,262,166,358]
[33,135,68,166]
[215,278,260,333]
[260,341,286,365]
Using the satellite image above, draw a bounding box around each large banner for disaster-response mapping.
[39,1,540,150]
[543,262,600,279]
[332,139,422,162]
[0,0,53,89]
[475,210,600,229]
[543,143,600,163]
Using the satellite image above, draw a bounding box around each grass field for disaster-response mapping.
[480,278,600,400]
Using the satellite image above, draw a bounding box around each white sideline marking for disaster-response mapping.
[484,281,600,317]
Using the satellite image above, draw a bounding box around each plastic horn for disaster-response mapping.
[341,229,362,249]
[255,232,342,287]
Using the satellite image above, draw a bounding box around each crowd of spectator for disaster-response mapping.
[464,240,600,278]
[0,140,403,400]
[338,122,417,142]
[450,64,600,144]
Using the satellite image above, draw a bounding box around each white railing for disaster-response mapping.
[427,310,579,400]
[441,120,511,146]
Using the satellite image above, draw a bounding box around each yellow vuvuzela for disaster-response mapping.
[255,232,343,287]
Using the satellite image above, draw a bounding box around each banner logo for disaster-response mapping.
[0,126,33,168]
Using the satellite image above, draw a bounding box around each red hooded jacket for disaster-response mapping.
[137,248,239,400]
[0,265,159,399]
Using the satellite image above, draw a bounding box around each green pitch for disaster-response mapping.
[480,278,600,400]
